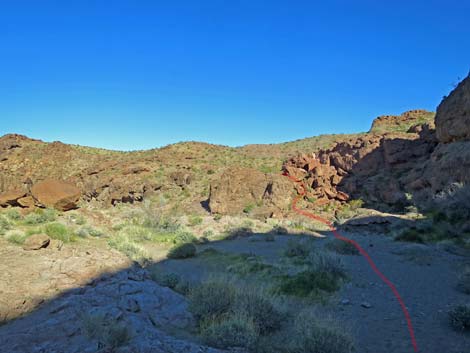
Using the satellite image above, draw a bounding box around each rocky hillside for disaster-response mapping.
[1,83,463,220]
[0,107,433,217]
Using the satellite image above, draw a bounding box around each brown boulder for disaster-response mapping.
[22,234,50,251]
[436,75,470,143]
[17,196,36,208]
[0,189,26,207]
[209,167,268,215]
[31,179,81,211]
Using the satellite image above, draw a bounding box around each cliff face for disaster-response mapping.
[436,76,470,143]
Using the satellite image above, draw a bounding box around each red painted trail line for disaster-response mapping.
[283,173,419,352]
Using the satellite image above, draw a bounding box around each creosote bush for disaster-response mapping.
[325,239,359,255]
[44,222,72,242]
[449,304,470,331]
[167,242,197,259]
[201,312,258,349]
[81,313,131,349]
[23,208,57,225]
[284,239,311,258]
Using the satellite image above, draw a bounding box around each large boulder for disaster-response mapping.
[436,75,470,143]
[22,234,50,251]
[31,179,81,211]
[0,189,26,207]
[208,167,268,214]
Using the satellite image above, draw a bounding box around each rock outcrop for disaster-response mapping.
[436,75,470,143]
[0,239,227,353]
[31,179,81,211]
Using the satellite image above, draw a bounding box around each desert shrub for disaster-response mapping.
[25,228,42,236]
[395,229,425,243]
[44,222,72,242]
[108,236,149,263]
[433,183,470,223]
[6,231,28,244]
[264,233,275,242]
[213,214,222,221]
[325,239,359,255]
[307,251,347,279]
[118,225,154,242]
[167,242,197,259]
[278,252,346,298]
[288,310,354,353]
[449,304,470,331]
[348,199,364,210]
[284,239,311,258]
[277,270,340,298]
[0,215,11,235]
[234,288,283,334]
[243,203,256,214]
[202,229,214,239]
[457,268,470,295]
[23,208,57,224]
[151,271,181,289]
[173,231,197,244]
[67,213,86,225]
[4,209,22,221]
[201,313,258,349]
[81,313,131,349]
[223,226,253,240]
[188,216,203,226]
[271,225,288,235]
[76,226,105,238]
[188,279,237,321]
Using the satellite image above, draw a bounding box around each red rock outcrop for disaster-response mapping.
[31,179,81,211]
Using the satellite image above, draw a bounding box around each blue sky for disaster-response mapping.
[1,1,469,150]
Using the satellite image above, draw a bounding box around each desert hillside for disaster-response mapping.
[0,76,469,353]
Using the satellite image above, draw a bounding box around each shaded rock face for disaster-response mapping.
[0,240,225,353]
[31,179,81,211]
[436,75,470,143]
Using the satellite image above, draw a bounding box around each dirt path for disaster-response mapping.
[150,232,470,353]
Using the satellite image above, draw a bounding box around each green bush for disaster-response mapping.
[151,271,181,289]
[188,216,203,226]
[288,310,354,353]
[307,252,346,279]
[108,236,149,263]
[449,304,470,331]
[7,231,28,245]
[168,242,197,259]
[188,279,237,321]
[278,252,346,298]
[325,239,359,255]
[234,289,283,334]
[81,313,131,349]
[44,222,71,242]
[457,268,470,295]
[0,215,11,235]
[284,239,311,258]
[271,225,288,235]
[201,313,258,349]
[394,229,425,243]
[4,209,22,221]
[348,199,364,210]
[23,208,57,225]
[277,270,341,298]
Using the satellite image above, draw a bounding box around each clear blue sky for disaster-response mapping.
[1,1,469,150]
